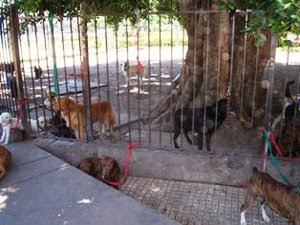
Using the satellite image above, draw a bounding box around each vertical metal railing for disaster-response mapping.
[9,5,29,136]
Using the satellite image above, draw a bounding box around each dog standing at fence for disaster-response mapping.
[271,80,298,131]
[173,98,227,151]
[52,97,117,141]
[240,167,300,225]
[0,112,24,145]
[122,62,145,83]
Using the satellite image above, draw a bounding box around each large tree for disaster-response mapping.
[1,0,299,128]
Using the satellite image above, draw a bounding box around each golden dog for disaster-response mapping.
[0,145,12,181]
[52,97,116,141]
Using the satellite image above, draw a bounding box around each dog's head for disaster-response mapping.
[43,91,56,108]
[37,116,51,130]
[52,97,74,113]
[0,112,12,125]
[101,157,120,181]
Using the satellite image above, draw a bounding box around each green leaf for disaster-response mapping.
[254,33,267,48]
[284,3,292,9]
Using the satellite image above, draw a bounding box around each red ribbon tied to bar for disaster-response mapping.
[103,143,138,187]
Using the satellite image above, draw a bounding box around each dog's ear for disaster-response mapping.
[112,160,120,179]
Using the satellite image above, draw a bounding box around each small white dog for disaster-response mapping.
[30,116,51,133]
[0,112,24,145]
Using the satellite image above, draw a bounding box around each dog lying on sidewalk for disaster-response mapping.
[78,156,121,189]
[173,98,227,151]
[240,167,300,225]
[0,145,12,181]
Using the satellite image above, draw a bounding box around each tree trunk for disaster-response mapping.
[152,0,271,128]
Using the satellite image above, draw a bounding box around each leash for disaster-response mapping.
[262,129,300,193]
[103,143,138,187]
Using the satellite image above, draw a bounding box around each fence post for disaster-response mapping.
[79,17,93,141]
[262,33,277,171]
[10,5,30,137]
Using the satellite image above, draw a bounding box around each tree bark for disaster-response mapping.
[152,0,271,128]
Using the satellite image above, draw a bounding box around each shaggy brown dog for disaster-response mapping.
[78,156,121,189]
[78,157,102,180]
[52,97,116,141]
[0,145,12,181]
[240,167,300,225]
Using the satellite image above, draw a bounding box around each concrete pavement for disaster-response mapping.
[0,141,180,225]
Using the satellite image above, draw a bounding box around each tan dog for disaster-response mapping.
[52,97,116,141]
[240,167,300,225]
[0,145,12,181]
[78,156,121,189]
[122,62,145,82]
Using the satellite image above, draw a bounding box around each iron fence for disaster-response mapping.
[0,8,299,160]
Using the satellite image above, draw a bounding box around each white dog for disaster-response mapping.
[0,112,24,145]
[30,116,51,132]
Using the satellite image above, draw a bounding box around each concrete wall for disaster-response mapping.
[33,137,300,187]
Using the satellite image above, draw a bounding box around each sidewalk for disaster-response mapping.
[0,141,180,225]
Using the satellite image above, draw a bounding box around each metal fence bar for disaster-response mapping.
[104,17,110,102]
[69,17,81,140]
[79,17,93,142]
[239,12,249,126]
[202,10,210,153]
[3,19,16,114]
[169,13,174,149]
[10,5,29,135]
[18,22,31,131]
[33,23,47,135]
[147,11,152,148]
[158,14,162,147]
[262,33,277,171]
[114,29,121,141]
[125,18,132,144]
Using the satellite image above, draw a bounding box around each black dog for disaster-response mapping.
[173,98,227,151]
[49,112,76,139]
[284,80,299,123]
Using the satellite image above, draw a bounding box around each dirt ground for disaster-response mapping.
[1,46,299,157]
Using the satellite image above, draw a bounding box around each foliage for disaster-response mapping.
[220,0,300,45]
[0,0,179,27]
[0,0,299,45]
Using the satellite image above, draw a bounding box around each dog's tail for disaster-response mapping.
[285,80,295,103]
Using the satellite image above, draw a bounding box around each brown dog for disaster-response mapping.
[0,145,12,181]
[52,97,117,141]
[78,156,121,189]
[240,167,300,225]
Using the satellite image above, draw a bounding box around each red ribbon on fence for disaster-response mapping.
[261,127,300,163]
[12,98,28,136]
[16,98,28,128]
[103,143,138,187]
